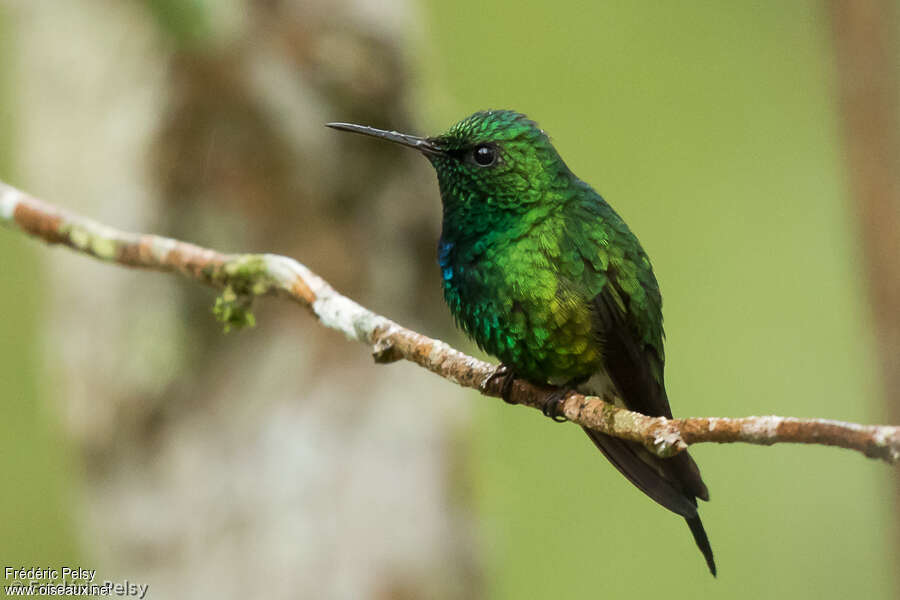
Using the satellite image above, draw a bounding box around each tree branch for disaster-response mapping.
[2,179,898,464]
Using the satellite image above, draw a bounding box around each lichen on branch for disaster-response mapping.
[1,179,898,464]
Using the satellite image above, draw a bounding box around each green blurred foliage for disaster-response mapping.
[143,0,212,48]
[0,9,81,569]
[418,1,893,598]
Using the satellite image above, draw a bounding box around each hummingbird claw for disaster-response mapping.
[541,389,569,423]
[484,364,517,404]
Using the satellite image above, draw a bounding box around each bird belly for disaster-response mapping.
[443,259,604,385]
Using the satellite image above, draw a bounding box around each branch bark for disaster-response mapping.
[2,179,898,464]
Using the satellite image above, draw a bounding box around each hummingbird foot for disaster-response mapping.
[483,364,517,404]
[540,389,569,423]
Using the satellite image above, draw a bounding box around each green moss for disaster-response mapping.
[209,255,277,332]
[65,224,90,251]
[60,223,118,261]
[223,255,273,294]
[212,284,255,332]
[90,235,117,260]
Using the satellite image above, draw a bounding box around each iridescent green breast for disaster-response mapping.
[439,218,604,383]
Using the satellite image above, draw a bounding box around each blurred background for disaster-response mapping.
[0,1,897,598]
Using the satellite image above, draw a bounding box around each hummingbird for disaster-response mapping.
[327,110,715,575]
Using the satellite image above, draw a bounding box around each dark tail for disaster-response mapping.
[686,514,716,576]
[583,427,716,576]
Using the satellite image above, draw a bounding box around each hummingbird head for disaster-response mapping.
[328,110,572,235]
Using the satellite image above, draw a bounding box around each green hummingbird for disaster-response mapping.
[328,110,715,575]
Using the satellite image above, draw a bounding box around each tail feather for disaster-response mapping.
[583,427,716,576]
[686,515,716,576]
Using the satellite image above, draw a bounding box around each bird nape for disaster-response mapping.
[327,110,716,576]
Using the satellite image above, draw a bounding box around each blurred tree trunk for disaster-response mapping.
[829,0,900,590]
[9,0,481,598]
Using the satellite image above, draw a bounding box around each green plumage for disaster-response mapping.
[432,113,661,382]
[328,110,715,575]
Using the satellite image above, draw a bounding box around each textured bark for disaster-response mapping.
[4,180,899,464]
[6,1,478,598]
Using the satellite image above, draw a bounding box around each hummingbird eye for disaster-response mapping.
[472,144,497,167]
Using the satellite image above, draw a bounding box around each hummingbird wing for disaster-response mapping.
[589,279,708,504]
[567,194,715,574]
[587,276,716,575]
